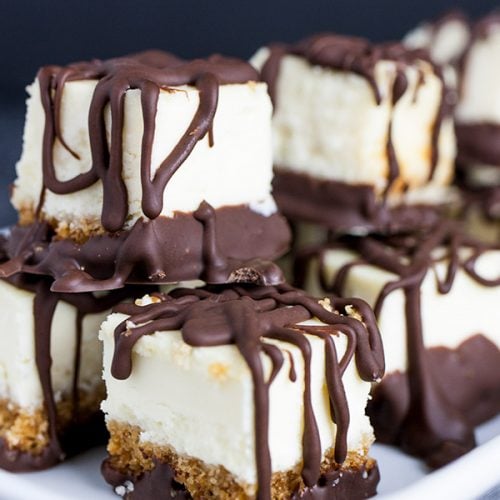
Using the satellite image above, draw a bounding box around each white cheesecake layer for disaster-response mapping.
[0,280,107,410]
[100,309,373,487]
[12,79,276,229]
[305,247,500,374]
[252,48,455,200]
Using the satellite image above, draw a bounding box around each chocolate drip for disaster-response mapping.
[261,34,447,194]
[307,220,500,466]
[0,269,148,471]
[33,280,65,465]
[36,51,259,231]
[109,284,384,498]
[0,203,290,292]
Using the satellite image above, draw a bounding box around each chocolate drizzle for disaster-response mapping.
[301,220,500,466]
[261,34,447,198]
[109,284,384,499]
[0,271,148,471]
[0,204,289,292]
[37,51,259,230]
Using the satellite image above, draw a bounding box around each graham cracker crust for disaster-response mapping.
[0,385,104,456]
[106,420,375,499]
[18,205,105,243]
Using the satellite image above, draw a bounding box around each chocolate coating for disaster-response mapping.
[0,203,290,292]
[369,334,500,467]
[296,220,500,467]
[107,283,384,499]
[273,169,445,235]
[456,123,500,170]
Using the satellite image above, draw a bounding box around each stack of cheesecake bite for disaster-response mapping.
[254,33,500,468]
[0,50,385,499]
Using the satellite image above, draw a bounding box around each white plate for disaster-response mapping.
[0,415,498,500]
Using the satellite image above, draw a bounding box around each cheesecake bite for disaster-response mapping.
[3,51,290,291]
[252,34,456,234]
[298,221,500,467]
[100,284,384,499]
[0,270,141,471]
[405,12,500,241]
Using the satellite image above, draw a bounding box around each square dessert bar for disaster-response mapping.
[300,221,500,467]
[252,34,456,234]
[0,274,137,471]
[100,284,384,499]
[13,52,275,235]
[3,51,290,292]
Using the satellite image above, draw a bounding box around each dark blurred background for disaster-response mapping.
[0,0,497,226]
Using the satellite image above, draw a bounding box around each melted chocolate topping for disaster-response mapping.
[108,283,384,499]
[0,272,147,471]
[0,203,289,292]
[37,51,259,230]
[297,220,500,466]
[261,34,447,196]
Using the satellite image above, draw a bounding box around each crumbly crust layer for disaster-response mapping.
[18,205,104,243]
[106,420,374,499]
[0,385,104,455]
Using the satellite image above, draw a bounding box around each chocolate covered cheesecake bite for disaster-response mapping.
[297,221,500,467]
[252,34,456,235]
[0,268,142,471]
[4,51,290,291]
[100,284,383,499]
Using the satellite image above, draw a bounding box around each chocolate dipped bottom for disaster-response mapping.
[295,220,500,467]
[273,169,444,235]
[102,283,384,499]
[0,202,290,292]
[101,459,380,500]
[369,334,500,464]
